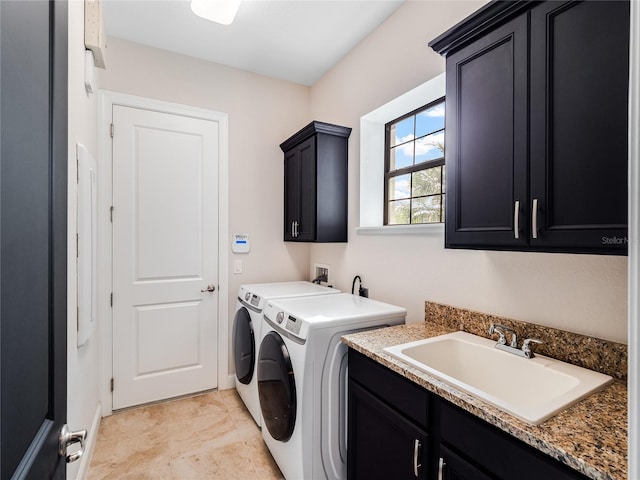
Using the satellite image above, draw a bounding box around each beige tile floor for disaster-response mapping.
[88,389,284,480]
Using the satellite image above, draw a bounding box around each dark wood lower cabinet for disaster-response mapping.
[438,446,492,480]
[348,382,429,480]
[348,349,589,480]
[440,402,589,480]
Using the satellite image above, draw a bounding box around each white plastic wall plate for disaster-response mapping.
[313,262,330,284]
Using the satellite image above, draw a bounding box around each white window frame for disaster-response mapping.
[358,73,445,235]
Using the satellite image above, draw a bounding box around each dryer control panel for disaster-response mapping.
[275,310,301,334]
[264,303,308,341]
[285,315,302,335]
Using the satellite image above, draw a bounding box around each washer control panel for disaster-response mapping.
[249,294,260,307]
[239,286,262,309]
[238,285,264,312]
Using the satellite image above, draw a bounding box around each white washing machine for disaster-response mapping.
[257,293,406,480]
[232,281,339,427]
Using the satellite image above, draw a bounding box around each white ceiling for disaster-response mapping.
[102,0,405,86]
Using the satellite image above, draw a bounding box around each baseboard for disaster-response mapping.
[75,403,102,480]
[223,374,236,390]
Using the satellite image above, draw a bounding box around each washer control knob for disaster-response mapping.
[245,292,250,301]
[276,312,285,324]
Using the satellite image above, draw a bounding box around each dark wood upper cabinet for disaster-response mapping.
[280,121,351,243]
[430,0,630,255]
[443,13,529,248]
[529,0,629,252]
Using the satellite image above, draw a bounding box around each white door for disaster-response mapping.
[112,105,219,409]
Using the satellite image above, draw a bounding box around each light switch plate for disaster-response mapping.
[233,259,243,274]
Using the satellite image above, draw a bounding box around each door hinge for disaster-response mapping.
[110,206,114,223]
[110,378,114,392]
[110,292,113,307]
[110,123,114,138]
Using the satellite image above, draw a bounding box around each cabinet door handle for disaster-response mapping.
[438,457,446,480]
[514,200,520,239]
[532,198,539,239]
[413,439,421,477]
[291,221,295,238]
[294,221,299,237]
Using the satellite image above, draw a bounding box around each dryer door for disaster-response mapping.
[258,331,297,442]
[232,307,255,384]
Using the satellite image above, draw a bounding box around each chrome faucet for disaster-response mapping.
[488,323,517,348]
[489,323,542,359]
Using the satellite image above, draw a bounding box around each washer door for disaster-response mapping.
[232,307,255,385]
[258,331,297,442]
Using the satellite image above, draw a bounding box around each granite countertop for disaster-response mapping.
[342,322,628,480]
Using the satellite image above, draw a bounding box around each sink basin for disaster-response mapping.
[383,331,613,425]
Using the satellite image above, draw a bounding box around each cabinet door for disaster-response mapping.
[297,136,317,241]
[441,401,589,480]
[283,137,316,241]
[284,148,299,241]
[530,0,629,253]
[439,446,493,480]
[445,13,529,248]
[348,381,428,480]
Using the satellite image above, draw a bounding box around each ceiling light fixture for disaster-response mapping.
[190,0,241,25]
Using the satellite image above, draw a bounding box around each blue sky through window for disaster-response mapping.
[390,103,445,170]
[391,116,414,147]
[416,103,445,137]
[386,98,445,225]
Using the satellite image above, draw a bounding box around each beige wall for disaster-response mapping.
[309,0,629,343]
[67,1,101,477]
[100,38,313,371]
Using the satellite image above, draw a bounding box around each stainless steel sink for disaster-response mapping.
[383,331,613,425]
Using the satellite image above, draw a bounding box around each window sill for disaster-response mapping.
[356,224,444,236]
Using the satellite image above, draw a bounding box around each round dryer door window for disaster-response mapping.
[258,331,296,442]
[232,307,255,385]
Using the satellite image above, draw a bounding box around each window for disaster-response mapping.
[384,98,445,225]
[358,73,445,234]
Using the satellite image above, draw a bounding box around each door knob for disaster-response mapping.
[201,284,216,293]
[59,424,87,463]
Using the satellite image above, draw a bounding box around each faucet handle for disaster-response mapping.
[489,324,507,345]
[489,323,517,347]
[522,338,543,358]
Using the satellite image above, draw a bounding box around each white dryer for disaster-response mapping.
[232,281,339,427]
[257,293,406,480]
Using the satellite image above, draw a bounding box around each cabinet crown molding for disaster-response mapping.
[280,121,352,153]
[429,0,534,56]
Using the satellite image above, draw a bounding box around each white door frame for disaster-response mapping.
[98,91,230,415]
